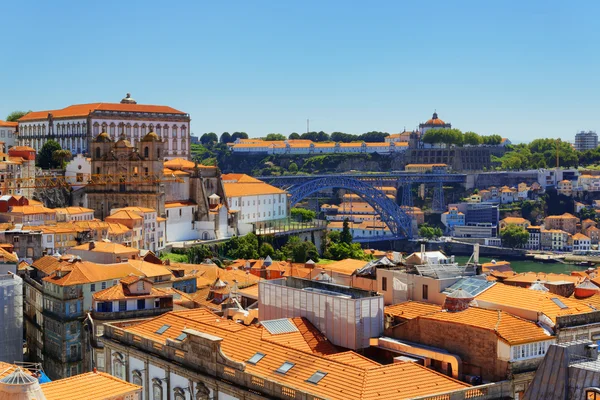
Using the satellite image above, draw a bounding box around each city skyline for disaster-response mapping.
[3,1,600,141]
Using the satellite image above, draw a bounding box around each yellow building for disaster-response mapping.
[404,163,448,173]
[499,217,531,230]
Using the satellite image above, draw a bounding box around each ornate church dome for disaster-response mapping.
[425,112,447,125]
[141,131,161,142]
[94,132,112,143]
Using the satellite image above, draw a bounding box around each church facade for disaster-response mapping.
[16,94,191,159]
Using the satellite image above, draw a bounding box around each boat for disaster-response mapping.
[574,261,596,267]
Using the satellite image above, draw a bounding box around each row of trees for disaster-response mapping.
[200,130,392,145]
[494,139,579,170]
[422,128,502,146]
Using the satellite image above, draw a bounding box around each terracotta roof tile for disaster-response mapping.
[224,182,286,197]
[41,371,141,400]
[385,301,442,320]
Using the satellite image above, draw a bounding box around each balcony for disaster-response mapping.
[91,307,172,321]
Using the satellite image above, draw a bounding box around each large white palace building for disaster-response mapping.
[16,94,191,159]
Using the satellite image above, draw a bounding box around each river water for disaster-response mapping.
[452,256,590,275]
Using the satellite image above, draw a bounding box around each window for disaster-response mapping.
[144,147,149,158]
[119,301,127,311]
[112,353,125,380]
[95,147,101,158]
[175,332,187,341]
[382,277,387,292]
[152,379,163,400]
[173,388,186,400]
[247,352,265,365]
[307,371,327,384]
[101,282,106,290]
[137,281,144,291]
[132,370,143,387]
[156,324,171,334]
[276,361,295,374]
[422,284,428,300]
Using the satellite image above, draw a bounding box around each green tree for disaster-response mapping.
[185,245,214,263]
[52,149,72,169]
[259,242,275,258]
[265,133,286,141]
[288,162,299,174]
[201,132,219,145]
[223,233,260,259]
[463,131,482,145]
[419,223,443,239]
[6,110,30,122]
[231,132,249,141]
[288,132,301,140]
[482,134,502,145]
[500,224,529,248]
[358,131,389,142]
[280,236,319,262]
[579,207,597,222]
[291,207,316,222]
[340,219,353,244]
[37,140,62,169]
[220,132,233,144]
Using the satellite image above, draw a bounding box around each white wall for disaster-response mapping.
[166,205,200,242]
[229,193,287,224]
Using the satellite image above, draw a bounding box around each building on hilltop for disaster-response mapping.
[17,93,191,159]
[418,111,452,135]
[543,212,579,235]
[0,146,36,199]
[575,130,598,151]
[0,120,18,149]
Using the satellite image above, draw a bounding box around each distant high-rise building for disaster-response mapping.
[575,131,598,151]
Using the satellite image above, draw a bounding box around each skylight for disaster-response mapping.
[247,352,266,365]
[307,371,327,384]
[155,324,171,335]
[276,361,295,374]
[175,332,187,341]
[551,297,568,309]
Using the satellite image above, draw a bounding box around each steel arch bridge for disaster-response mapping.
[287,176,413,239]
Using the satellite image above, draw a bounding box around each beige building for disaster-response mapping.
[557,179,573,196]
[499,217,531,230]
[544,213,579,235]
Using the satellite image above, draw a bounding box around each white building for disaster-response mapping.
[222,174,288,224]
[17,93,191,159]
[165,198,232,243]
[64,154,91,190]
[54,207,95,222]
[572,233,591,253]
[110,207,165,252]
[0,120,18,150]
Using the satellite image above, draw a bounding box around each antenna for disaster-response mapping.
[307,119,309,134]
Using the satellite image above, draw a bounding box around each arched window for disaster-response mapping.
[82,123,87,133]
[181,139,186,152]
[102,123,107,133]
[42,125,46,135]
[109,123,116,136]
[133,124,139,137]
[156,125,161,137]
[126,124,131,136]
[141,124,147,136]
[144,147,149,158]
[132,370,143,387]
[95,147,101,159]
[181,126,187,137]
[173,388,186,400]
[93,123,100,135]
[195,382,210,400]
[163,125,169,138]
[172,126,178,138]
[152,379,163,400]
[149,124,154,132]
[112,352,125,380]
[173,141,178,151]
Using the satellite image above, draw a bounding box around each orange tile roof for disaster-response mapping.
[326,351,381,367]
[93,281,170,302]
[221,173,263,183]
[385,301,442,320]
[19,102,186,122]
[163,158,197,170]
[71,241,139,255]
[118,206,156,213]
[43,261,143,286]
[0,120,18,128]
[53,206,94,215]
[475,283,594,323]
[572,233,590,240]
[40,370,141,400]
[32,255,62,275]
[165,200,197,208]
[545,212,578,219]
[106,210,144,221]
[261,318,338,355]
[224,182,286,197]
[501,217,528,224]
[314,258,367,275]
[504,272,584,285]
[8,205,56,215]
[127,259,172,278]
[421,307,552,345]
[119,309,469,400]
[0,247,18,263]
[238,284,259,299]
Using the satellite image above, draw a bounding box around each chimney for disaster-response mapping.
[88,241,95,251]
[586,344,599,361]
[473,243,480,265]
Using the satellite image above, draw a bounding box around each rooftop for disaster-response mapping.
[40,370,141,400]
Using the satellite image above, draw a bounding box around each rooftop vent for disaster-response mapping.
[155,324,171,335]
[247,352,266,365]
[307,371,327,384]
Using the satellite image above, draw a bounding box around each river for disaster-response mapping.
[452,256,590,275]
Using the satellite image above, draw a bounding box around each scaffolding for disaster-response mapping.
[0,273,23,364]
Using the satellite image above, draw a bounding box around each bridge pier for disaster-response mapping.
[401,183,413,208]
[432,181,445,212]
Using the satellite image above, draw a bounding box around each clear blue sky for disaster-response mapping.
[2,1,599,142]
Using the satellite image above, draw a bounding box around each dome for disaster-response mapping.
[120,92,137,104]
[94,132,112,143]
[141,131,160,142]
[0,368,46,400]
[425,112,447,126]
[115,137,132,148]
[529,281,549,292]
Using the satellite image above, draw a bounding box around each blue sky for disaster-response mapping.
[2,1,598,142]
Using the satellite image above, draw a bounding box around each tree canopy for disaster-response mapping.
[500,224,529,248]
[265,133,286,141]
[288,132,301,140]
[418,223,443,239]
[200,132,219,145]
[219,132,233,144]
[290,207,315,221]
[6,110,30,122]
[37,140,63,169]
[231,132,249,141]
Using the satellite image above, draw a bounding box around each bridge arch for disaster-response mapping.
[287,176,413,238]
